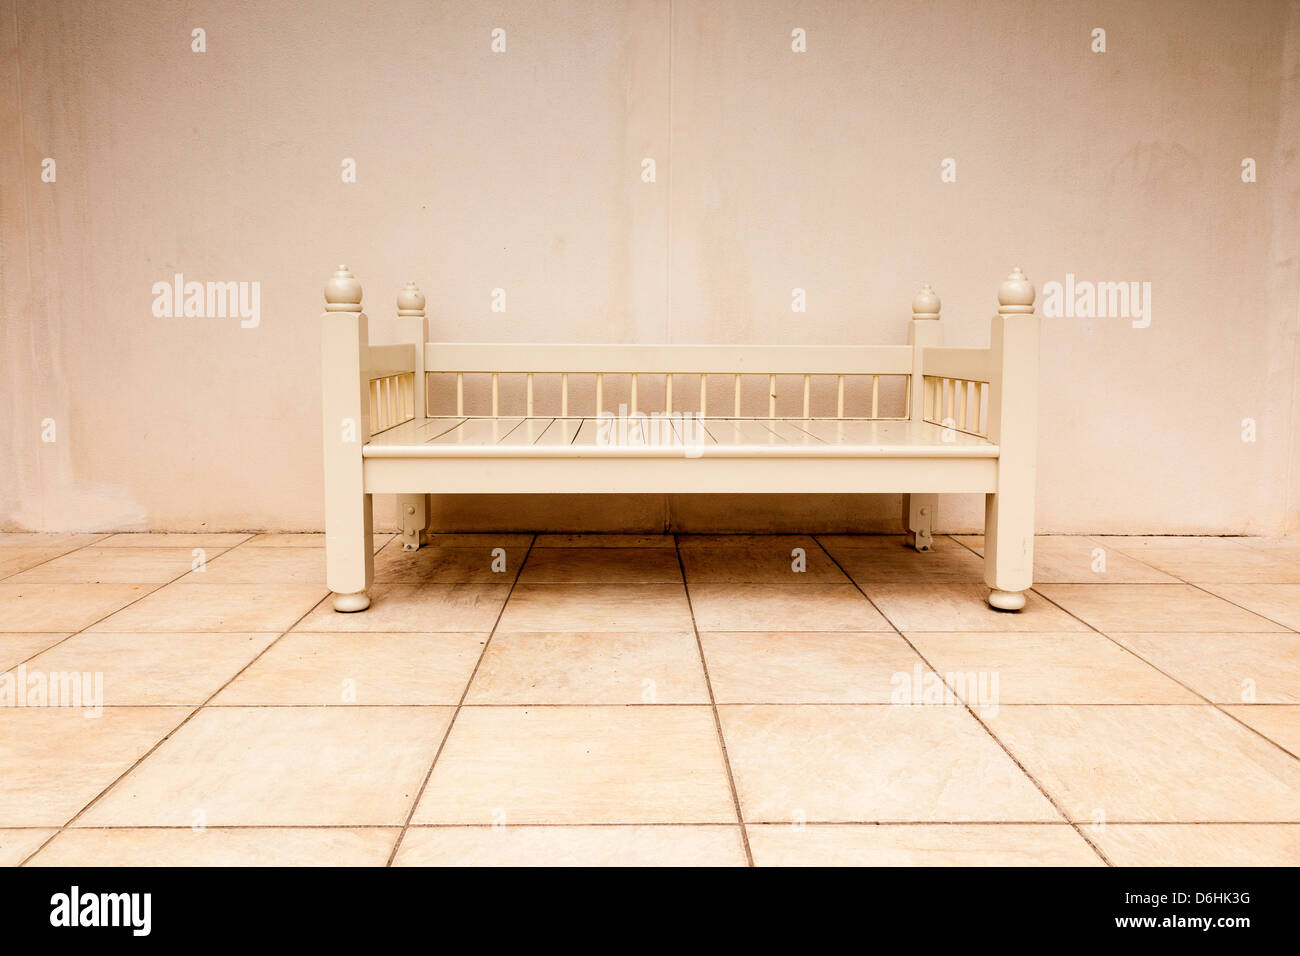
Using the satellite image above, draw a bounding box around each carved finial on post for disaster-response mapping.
[997,266,1035,314]
[397,281,426,317]
[912,283,941,320]
[324,264,363,312]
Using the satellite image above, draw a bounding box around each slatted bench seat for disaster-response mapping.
[320,265,1040,613]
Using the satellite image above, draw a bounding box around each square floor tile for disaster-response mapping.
[424,533,533,548]
[0,534,107,548]
[701,632,929,703]
[497,584,693,632]
[295,584,509,632]
[1035,585,1287,632]
[747,823,1102,866]
[866,583,1087,632]
[11,547,210,584]
[0,633,71,671]
[1092,536,1251,551]
[213,632,485,705]
[1110,633,1300,703]
[27,827,398,866]
[243,533,393,551]
[25,632,276,706]
[89,582,327,632]
[985,705,1300,821]
[94,533,251,548]
[0,829,57,865]
[393,824,747,866]
[688,583,890,631]
[0,548,81,579]
[518,548,683,584]
[533,534,675,548]
[1087,824,1300,866]
[830,544,985,584]
[372,545,527,584]
[952,536,1177,584]
[0,707,189,826]
[718,704,1061,823]
[0,582,159,631]
[183,547,326,584]
[78,707,452,827]
[906,631,1198,705]
[680,545,849,584]
[1221,705,1300,756]
[411,706,736,825]
[816,534,937,552]
[1196,584,1300,630]
[677,534,821,552]
[1122,546,1300,583]
[467,631,708,704]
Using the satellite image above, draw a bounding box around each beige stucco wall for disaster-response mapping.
[2,0,1298,534]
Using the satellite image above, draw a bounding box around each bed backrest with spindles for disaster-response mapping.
[325,265,1032,442]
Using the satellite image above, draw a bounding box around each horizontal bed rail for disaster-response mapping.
[423,343,913,375]
[366,343,417,380]
[921,346,993,383]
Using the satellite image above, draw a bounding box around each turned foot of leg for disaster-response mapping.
[987,588,1026,611]
[332,590,371,612]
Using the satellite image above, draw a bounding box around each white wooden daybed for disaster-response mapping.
[321,266,1039,612]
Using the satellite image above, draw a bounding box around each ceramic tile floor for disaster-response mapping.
[1,531,1298,867]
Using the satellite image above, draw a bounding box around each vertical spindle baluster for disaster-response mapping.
[699,374,707,416]
[768,374,776,418]
[561,372,569,417]
[802,375,811,418]
[596,373,604,416]
[733,374,741,417]
[837,375,845,418]
[456,373,464,416]
[665,373,673,414]
[526,373,534,416]
[491,372,499,417]
[871,375,880,419]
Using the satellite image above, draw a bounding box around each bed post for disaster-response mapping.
[903,284,942,551]
[322,265,374,612]
[395,282,428,551]
[984,267,1039,611]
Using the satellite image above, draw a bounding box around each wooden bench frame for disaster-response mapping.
[320,266,1040,612]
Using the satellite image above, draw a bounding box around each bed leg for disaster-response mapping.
[903,494,936,552]
[328,492,374,612]
[398,493,427,551]
[984,492,1032,610]
[982,267,1039,613]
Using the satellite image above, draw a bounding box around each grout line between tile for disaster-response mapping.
[812,534,1116,866]
[15,587,333,866]
[949,536,1300,766]
[383,533,538,867]
[675,533,754,867]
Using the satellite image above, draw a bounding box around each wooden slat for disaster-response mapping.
[561,372,569,417]
[802,375,811,418]
[426,417,525,445]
